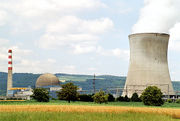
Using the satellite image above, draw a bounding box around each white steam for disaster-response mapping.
[132,0,180,34]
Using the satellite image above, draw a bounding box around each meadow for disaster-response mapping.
[0,112,177,121]
[0,100,179,121]
[0,100,180,108]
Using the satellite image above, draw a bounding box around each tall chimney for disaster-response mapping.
[7,49,13,94]
[122,33,174,97]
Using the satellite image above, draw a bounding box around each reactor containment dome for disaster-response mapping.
[122,33,174,97]
[36,73,60,87]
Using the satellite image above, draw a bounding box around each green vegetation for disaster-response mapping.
[0,112,176,121]
[176,99,180,104]
[57,75,98,82]
[57,82,79,103]
[141,86,164,106]
[108,93,115,102]
[92,90,109,104]
[0,72,126,96]
[0,72,180,96]
[0,100,179,108]
[167,99,173,103]
[78,94,93,102]
[31,88,50,102]
[131,93,141,102]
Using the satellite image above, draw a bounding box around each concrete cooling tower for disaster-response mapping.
[122,33,174,97]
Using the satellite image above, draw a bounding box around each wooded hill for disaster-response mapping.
[0,72,179,96]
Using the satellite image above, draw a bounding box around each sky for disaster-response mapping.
[0,0,180,81]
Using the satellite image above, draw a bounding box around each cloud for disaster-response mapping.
[88,67,97,71]
[132,0,180,33]
[47,58,56,63]
[0,0,114,55]
[0,0,106,34]
[0,37,34,72]
[0,10,8,26]
[132,0,180,53]
[15,58,58,73]
[37,16,114,54]
[111,48,129,60]
[97,46,129,61]
[62,65,77,74]
[0,0,105,18]
[169,23,180,51]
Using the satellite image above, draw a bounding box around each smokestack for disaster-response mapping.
[122,33,174,97]
[7,49,13,95]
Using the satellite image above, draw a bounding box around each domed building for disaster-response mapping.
[36,73,61,99]
[36,73,60,88]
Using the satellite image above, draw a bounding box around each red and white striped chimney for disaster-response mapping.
[8,49,12,71]
[7,49,13,93]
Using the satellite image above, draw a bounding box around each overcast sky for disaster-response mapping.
[0,0,180,81]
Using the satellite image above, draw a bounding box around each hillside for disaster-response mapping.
[0,72,179,96]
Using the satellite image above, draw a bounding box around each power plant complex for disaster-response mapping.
[1,33,177,100]
[5,49,62,99]
[122,33,174,97]
[6,49,33,99]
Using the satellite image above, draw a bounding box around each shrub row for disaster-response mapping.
[167,99,180,103]
[77,93,115,102]
[117,93,141,102]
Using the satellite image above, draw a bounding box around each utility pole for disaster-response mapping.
[93,74,96,94]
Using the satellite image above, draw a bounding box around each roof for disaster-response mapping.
[36,73,60,87]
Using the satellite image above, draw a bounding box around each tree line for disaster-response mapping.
[31,82,180,106]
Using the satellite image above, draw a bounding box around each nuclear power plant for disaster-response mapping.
[1,34,178,100]
[122,33,174,97]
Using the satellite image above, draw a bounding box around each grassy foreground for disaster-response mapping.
[0,105,179,119]
[0,112,177,121]
[0,101,179,120]
[0,100,179,108]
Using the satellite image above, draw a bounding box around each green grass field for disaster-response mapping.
[0,100,179,108]
[0,112,177,121]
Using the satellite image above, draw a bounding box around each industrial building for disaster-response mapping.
[36,73,61,98]
[6,49,33,100]
[122,33,174,97]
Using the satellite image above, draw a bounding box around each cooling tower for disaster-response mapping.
[122,33,174,97]
[7,49,13,96]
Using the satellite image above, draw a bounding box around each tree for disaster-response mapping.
[57,82,79,103]
[124,95,130,102]
[116,96,124,102]
[131,93,141,102]
[92,90,109,104]
[141,86,164,106]
[31,88,50,102]
[108,93,115,102]
[78,94,93,102]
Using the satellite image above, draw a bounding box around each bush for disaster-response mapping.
[141,86,164,106]
[92,90,109,104]
[131,93,141,102]
[124,95,130,102]
[108,93,115,102]
[57,82,79,103]
[116,96,124,102]
[176,99,180,103]
[78,94,93,102]
[31,88,50,102]
[167,99,173,103]
[116,95,130,102]
[51,98,57,100]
